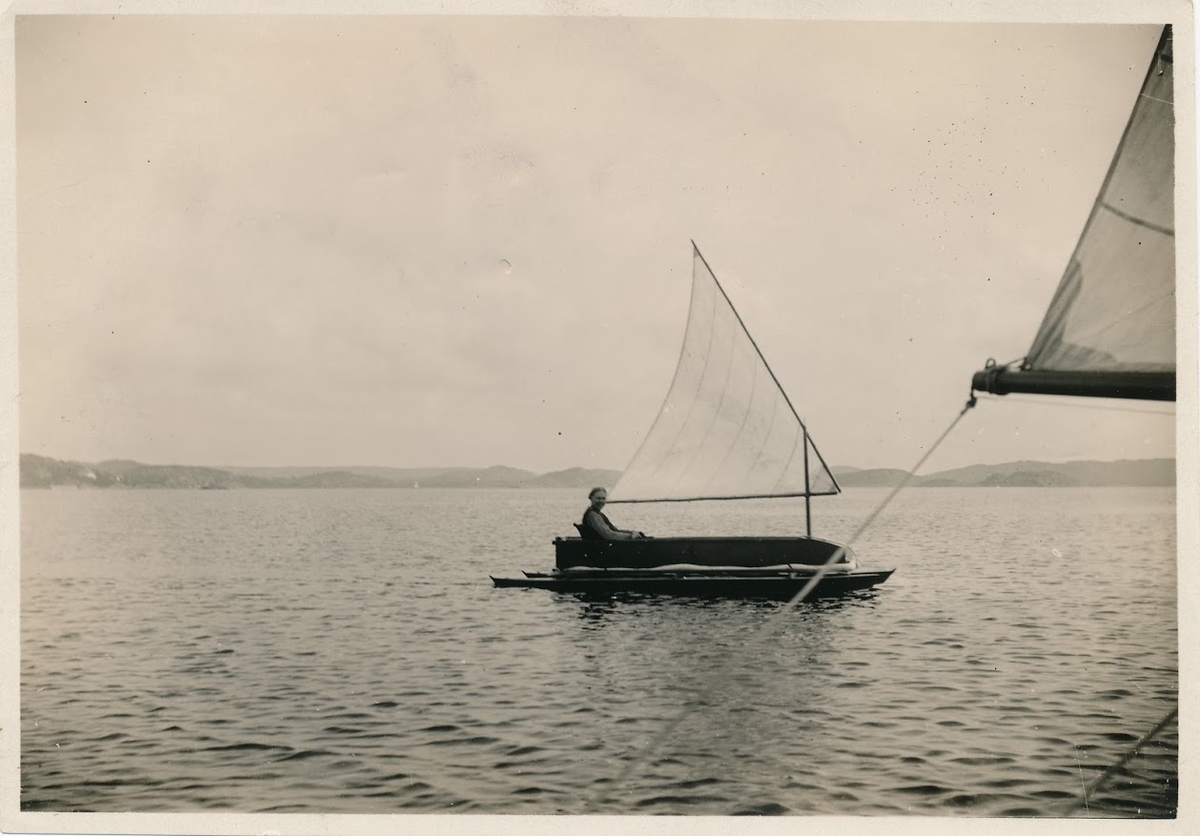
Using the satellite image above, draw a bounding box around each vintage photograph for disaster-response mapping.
[3,1,1192,831]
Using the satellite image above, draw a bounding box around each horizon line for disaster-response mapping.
[16,451,1178,475]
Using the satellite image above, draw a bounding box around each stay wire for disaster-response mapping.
[594,394,980,808]
[1061,706,1179,816]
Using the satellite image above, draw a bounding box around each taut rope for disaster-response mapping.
[595,395,979,806]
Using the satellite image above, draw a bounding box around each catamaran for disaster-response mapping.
[492,243,894,598]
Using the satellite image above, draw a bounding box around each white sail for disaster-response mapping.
[611,245,839,503]
[1026,26,1175,375]
[974,26,1175,401]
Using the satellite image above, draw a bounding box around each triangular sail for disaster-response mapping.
[611,244,840,503]
[973,25,1176,401]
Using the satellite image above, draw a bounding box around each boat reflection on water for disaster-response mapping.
[565,585,890,613]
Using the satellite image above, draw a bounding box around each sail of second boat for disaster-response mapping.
[611,244,840,504]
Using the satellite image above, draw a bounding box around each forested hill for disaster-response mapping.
[19,454,1174,490]
[831,458,1174,488]
[17,455,622,490]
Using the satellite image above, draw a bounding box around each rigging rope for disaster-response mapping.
[594,394,979,807]
[594,389,1175,814]
[1061,707,1178,815]
[977,384,1177,816]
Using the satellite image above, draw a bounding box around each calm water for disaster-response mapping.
[20,486,1177,817]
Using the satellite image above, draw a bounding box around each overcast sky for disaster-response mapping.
[15,13,1181,473]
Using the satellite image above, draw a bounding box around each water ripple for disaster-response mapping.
[20,487,1177,817]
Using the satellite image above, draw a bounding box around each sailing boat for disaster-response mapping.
[492,244,894,598]
[972,26,1176,403]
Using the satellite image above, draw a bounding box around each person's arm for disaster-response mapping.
[608,513,647,539]
[585,509,639,540]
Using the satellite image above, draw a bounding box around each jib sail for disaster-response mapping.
[972,25,1176,402]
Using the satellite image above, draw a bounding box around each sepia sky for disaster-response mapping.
[14,13,1182,473]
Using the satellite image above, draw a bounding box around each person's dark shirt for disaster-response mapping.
[581,508,637,540]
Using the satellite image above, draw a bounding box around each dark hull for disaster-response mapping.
[491,568,894,600]
[553,535,852,571]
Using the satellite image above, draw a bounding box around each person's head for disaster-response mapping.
[588,487,608,509]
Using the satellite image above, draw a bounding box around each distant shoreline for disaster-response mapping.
[17,454,1176,490]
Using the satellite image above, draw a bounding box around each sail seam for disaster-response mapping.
[667,302,741,495]
[700,355,762,494]
[617,252,718,497]
[1057,287,1175,352]
[744,391,784,489]
[769,423,804,495]
[615,243,839,503]
[694,246,810,434]
[694,245,839,496]
[804,430,843,494]
[1021,26,1173,381]
[1098,201,1174,237]
[648,267,720,487]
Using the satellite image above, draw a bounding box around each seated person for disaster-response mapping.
[579,487,647,540]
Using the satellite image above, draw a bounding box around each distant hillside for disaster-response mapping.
[19,454,1174,490]
[979,470,1078,488]
[22,455,252,489]
[913,459,1175,488]
[287,471,399,489]
[525,467,624,488]
[19,454,622,490]
[110,463,245,489]
[418,465,537,488]
[221,465,483,483]
[97,459,149,476]
[835,468,911,488]
[20,454,122,488]
[217,463,622,489]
